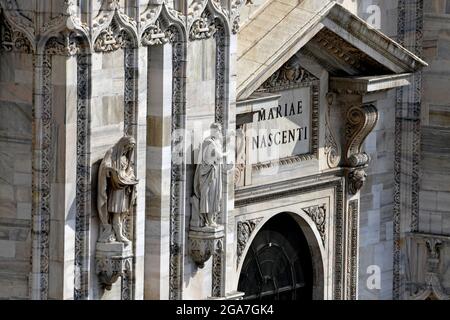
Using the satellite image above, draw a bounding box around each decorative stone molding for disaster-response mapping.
[215,22,227,127]
[0,0,35,47]
[140,2,185,33]
[94,20,134,52]
[334,179,345,300]
[74,51,91,300]
[45,35,79,56]
[142,19,174,46]
[260,55,318,91]
[40,0,87,36]
[230,0,245,34]
[92,0,137,52]
[212,237,224,297]
[324,93,341,168]
[0,12,32,53]
[169,34,187,301]
[302,204,326,246]
[187,0,227,29]
[393,0,424,300]
[211,2,231,300]
[347,200,359,300]
[344,104,378,195]
[31,33,81,300]
[187,0,209,25]
[234,125,246,187]
[236,218,262,266]
[310,28,390,75]
[189,10,217,41]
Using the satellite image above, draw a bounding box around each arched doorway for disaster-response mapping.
[238,213,314,300]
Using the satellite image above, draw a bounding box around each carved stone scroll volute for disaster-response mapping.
[344,104,378,194]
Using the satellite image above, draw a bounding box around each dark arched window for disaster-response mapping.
[238,213,313,300]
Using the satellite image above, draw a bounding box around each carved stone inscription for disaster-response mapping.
[249,87,312,164]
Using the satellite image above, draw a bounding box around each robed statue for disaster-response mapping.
[97,136,139,244]
[191,123,224,230]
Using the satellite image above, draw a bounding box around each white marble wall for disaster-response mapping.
[90,49,126,299]
[353,0,399,300]
[420,1,450,236]
[0,50,33,299]
[183,36,218,300]
[358,90,396,299]
[145,44,173,300]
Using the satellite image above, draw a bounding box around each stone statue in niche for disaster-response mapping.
[97,135,139,244]
[189,123,227,268]
[191,123,224,231]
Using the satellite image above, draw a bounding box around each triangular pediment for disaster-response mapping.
[237,0,427,100]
